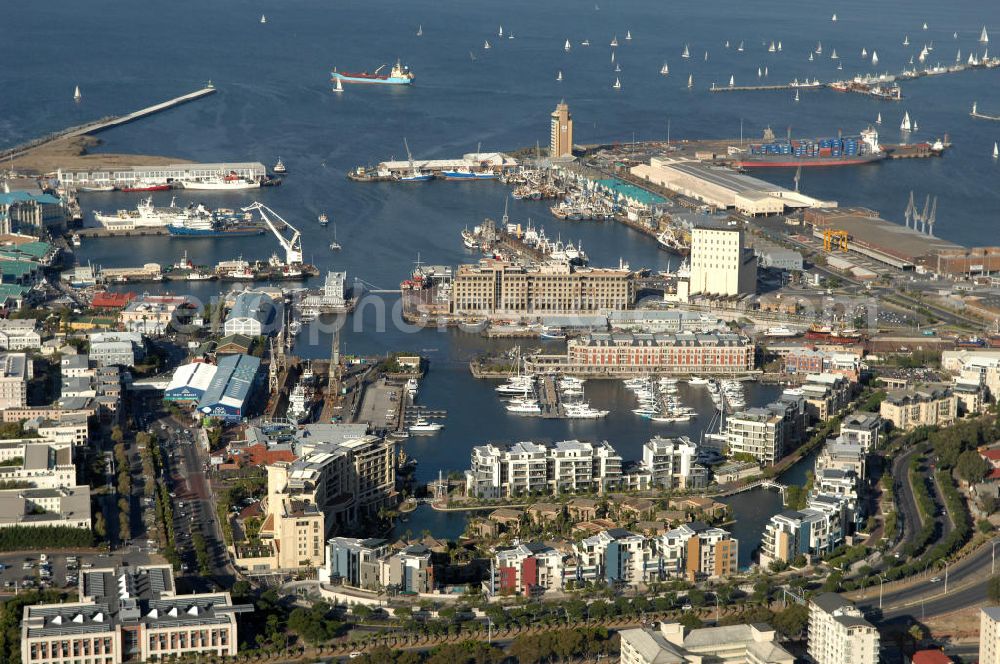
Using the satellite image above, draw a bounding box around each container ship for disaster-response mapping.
[736,127,885,168]
[331,61,414,85]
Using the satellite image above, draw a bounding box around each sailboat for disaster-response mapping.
[832,13,837,21]
[861,47,868,58]
[484,40,491,49]
[794,89,800,102]
[871,51,879,66]
[557,70,563,81]
[777,41,782,51]
[764,66,768,76]
[329,223,341,250]
[611,50,616,63]
[564,39,571,51]
[876,112,882,125]
[613,77,621,90]
[729,74,735,86]
[498,25,503,37]
[687,74,693,88]
[757,66,762,78]
[954,31,959,39]
[809,52,814,61]
[831,49,838,59]
[904,35,910,46]
[625,30,632,41]
[927,41,934,52]
[704,51,708,61]
[769,41,776,53]
[615,63,621,72]
[837,61,843,70]
[982,26,990,44]
[682,44,690,58]
[73,85,81,102]
[994,142,999,159]
[417,25,423,36]
[332,76,344,93]
[913,119,919,131]
[611,35,619,47]
[815,41,822,54]
[737,40,744,52]
[260,14,266,24]
[900,111,912,132]
[660,62,669,76]
[725,40,730,48]
[923,22,928,30]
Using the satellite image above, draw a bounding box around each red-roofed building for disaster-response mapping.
[91,291,135,310]
[909,649,953,664]
[980,447,1000,468]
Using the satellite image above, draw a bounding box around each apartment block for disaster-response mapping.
[880,386,958,430]
[640,436,706,490]
[0,318,41,350]
[0,352,31,409]
[808,593,880,664]
[657,522,738,581]
[980,607,1000,664]
[318,537,389,589]
[486,542,564,596]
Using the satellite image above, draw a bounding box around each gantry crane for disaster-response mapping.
[241,202,303,265]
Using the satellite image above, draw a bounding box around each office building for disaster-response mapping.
[0,352,31,409]
[880,386,958,430]
[689,223,757,297]
[808,593,880,664]
[550,101,574,158]
[88,331,145,368]
[465,440,623,498]
[528,331,754,377]
[451,259,634,315]
[20,564,249,664]
[620,622,793,664]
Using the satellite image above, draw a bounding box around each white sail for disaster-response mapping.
[861,47,868,58]
[956,49,961,63]
[903,35,909,46]
[871,51,879,65]
[704,51,708,61]
[737,40,744,52]
[769,41,776,53]
[687,74,693,88]
[564,39,571,51]
[417,25,422,36]
[764,66,768,76]
[815,41,822,54]
[557,70,563,81]
[923,22,928,30]
[611,35,618,47]
[876,112,882,125]
[726,40,730,48]
[794,89,800,102]
[260,14,266,23]
[611,50,615,62]
[498,25,503,37]
[831,49,838,59]
[832,13,837,21]
[73,85,81,102]
[777,41,782,51]
[613,76,621,89]
[729,74,735,86]
[333,77,343,93]
[484,40,490,49]
[809,52,814,61]
[900,111,912,131]
[626,30,632,40]
[682,44,690,58]
[660,62,669,75]
[994,142,999,159]
[757,66,762,78]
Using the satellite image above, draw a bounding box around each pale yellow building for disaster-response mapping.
[550,101,574,158]
[981,607,1000,664]
[879,386,958,430]
[689,223,757,297]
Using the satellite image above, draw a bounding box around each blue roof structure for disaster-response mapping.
[0,192,62,206]
[197,353,261,420]
[594,178,666,206]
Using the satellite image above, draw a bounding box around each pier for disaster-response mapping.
[710,83,804,92]
[1,85,218,163]
[715,479,788,498]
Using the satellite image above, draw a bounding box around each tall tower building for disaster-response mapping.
[550,101,573,158]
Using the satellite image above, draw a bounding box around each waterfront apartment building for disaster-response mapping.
[656,522,738,581]
[550,101,574,158]
[880,386,958,430]
[20,564,249,664]
[573,528,653,587]
[528,331,754,377]
[451,259,634,315]
[465,439,622,498]
[620,623,794,664]
[485,542,565,596]
[641,436,704,490]
[759,508,840,568]
[725,409,786,466]
[688,223,757,297]
[839,411,881,451]
[0,318,40,350]
[0,352,31,409]
[808,593,880,664]
[318,537,389,589]
[981,607,1000,664]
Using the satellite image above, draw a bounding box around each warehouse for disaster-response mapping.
[164,361,218,402]
[631,158,835,215]
[197,354,262,421]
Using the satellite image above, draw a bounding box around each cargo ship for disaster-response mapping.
[331,60,414,85]
[736,127,885,168]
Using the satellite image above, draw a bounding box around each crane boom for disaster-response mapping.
[241,201,303,265]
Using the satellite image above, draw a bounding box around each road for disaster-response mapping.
[858,537,1000,619]
[890,447,923,554]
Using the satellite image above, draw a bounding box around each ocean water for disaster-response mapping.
[4,0,1000,561]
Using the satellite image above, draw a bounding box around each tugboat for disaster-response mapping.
[273,158,287,175]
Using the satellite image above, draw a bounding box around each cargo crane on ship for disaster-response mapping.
[241,202,303,265]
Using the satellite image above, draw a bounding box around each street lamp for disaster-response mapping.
[993,540,998,576]
[878,575,887,610]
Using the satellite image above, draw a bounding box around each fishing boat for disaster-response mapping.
[660,62,669,76]
[564,39,571,51]
[331,60,415,85]
[73,85,81,102]
[120,179,172,193]
[399,138,433,182]
[273,158,286,174]
[681,44,690,58]
[613,76,621,90]
[440,167,497,180]
[78,184,115,192]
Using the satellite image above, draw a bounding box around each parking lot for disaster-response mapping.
[0,550,152,595]
[356,378,405,431]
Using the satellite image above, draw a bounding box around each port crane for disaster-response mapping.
[241,202,303,265]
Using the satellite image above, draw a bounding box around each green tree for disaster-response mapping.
[771,604,808,638]
[956,450,991,483]
[989,576,1000,604]
[678,612,703,631]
